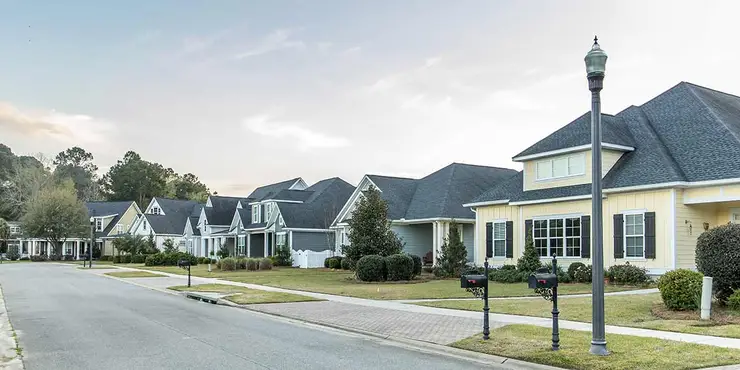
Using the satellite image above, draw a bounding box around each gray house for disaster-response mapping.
[130,197,202,251]
[331,163,517,264]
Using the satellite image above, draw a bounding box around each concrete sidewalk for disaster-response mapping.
[88,265,740,350]
[396,288,659,303]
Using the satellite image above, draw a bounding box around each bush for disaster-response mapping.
[489,268,525,283]
[131,254,147,264]
[657,269,703,311]
[696,223,740,303]
[325,257,341,269]
[30,255,47,262]
[246,258,259,271]
[20,256,29,261]
[145,252,197,267]
[517,234,542,274]
[356,255,386,282]
[198,257,214,265]
[120,255,131,264]
[543,262,571,283]
[220,257,237,271]
[6,245,20,261]
[217,245,230,259]
[343,185,404,264]
[607,264,650,285]
[728,290,740,311]
[386,254,414,281]
[422,265,434,274]
[568,262,586,280]
[572,264,592,283]
[436,222,468,278]
[113,255,121,264]
[236,257,247,270]
[407,254,422,277]
[340,257,352,270]
[273,245,293,267]
[49,254,61,261]
[259,258,273,270]
[99,255,112,261]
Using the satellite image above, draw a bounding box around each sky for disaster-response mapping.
[1,1,740,196]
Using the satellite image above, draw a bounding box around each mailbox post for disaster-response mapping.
[179,259,191,287]
[528,255,560,351]
[461,251,493,340]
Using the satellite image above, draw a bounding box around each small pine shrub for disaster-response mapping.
[516,234,542,274]
[728,290,740,311]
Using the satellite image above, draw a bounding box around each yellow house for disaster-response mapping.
[465,82,740,275]
[89,201,142,256]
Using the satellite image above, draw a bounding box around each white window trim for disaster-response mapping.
[116,224,124,234]
[276,232,287,247]
[95,218,103,232]
[530,214,583,258]
[730,208,740,224]
[492,220,507,258]
[252,205,261,223]
[623,211,646,259]
[535,153,586,181]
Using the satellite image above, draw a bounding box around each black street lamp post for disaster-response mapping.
[89,217,95,269]
[585,36,609,356]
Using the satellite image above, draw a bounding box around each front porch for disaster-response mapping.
[13,238,97,259]
[678,195,740,269]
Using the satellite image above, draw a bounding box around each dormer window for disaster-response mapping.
[252,204,261,223]
[536,154,585,181]
[95,218,103,232]
[151,206,161,215]
[266,203,273,222]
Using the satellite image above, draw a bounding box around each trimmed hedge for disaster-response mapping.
[489,267,525,283]
[607,264,650,285]
[220,257,237,271]
[567,262,586,280]
[259,258,273,270]
[340,257,351,270]
[356,255,386,282]
[99,255,112,261]
[131,254,147,264]
[407,254,422,277]
[657,269,703,311]
[145,252,198,267]
[6,246,20,261]
[30,255,47,262]
[386,254,414,281]
[326,257,341,269]
[247,258,258,271]
[543,262,571,283]
[696,223,740,303]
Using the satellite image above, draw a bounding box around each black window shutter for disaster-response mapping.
[613,214,624,259]
[645,212,656,259]
[524,219,533,243]
[485,222,493,258]
[581,215,591,259]
[505,221,514,258]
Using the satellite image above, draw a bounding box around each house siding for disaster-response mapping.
[463,224,474,263]
[675,189,718,269]
[476,189,674,273]
[391,224,432,259]
[524,149,624,191]
[291,231,334,252]
[106,203,140,237]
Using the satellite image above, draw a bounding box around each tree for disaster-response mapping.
[0,150,52,221]
[344,185,403,264]
[162,238,178,254]
[21,180,88,256]
[0,218,9,254]
[112,234,148,256]
[436,222,468,277]
[517,234,542,274]
[100,151,168,207]
[167,173,209,202]
[53,147,100,201]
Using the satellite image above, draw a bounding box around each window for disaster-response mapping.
[535,154,585,180]
[492,222,506,257]
[624,213,645,258]
[151,207,161,215]
[532,217,581,257]
[95,218,103,232]
[116,224,124,234]
[143,221,147,231]
[252,205,260,223]
[266,203,273,222]
[279,215,284,227]
[237,236,245,255]
[10,226,20,234]
[276,233,286,247]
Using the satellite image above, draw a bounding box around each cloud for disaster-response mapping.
[180,29,231,54]
[0,102,115,144]
[242,114,350,150]
[317,42,333,51]
[340,46,361,56]
[234,29,305,59]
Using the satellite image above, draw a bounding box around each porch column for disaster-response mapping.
[432,222,438,264]
[246,233,251,257]
[75,241,80,259]
[263,232,268,257]
[31,240,35,255]
[46,242,51,257]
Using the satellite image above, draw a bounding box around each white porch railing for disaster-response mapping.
[291,249,333,269]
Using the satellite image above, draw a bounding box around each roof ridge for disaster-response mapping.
[626,106,688,181]
[367,174,418,181]
[437,164,457,219]
[450,162,518,172]
[682,81,740,101]
[684,83,740,146]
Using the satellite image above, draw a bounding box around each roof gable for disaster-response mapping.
[279,178,355,229]
[247,178,305,201]
[365,175,418,220]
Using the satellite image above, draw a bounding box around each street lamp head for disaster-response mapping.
[585,36,608,78]
[89,216,95,225]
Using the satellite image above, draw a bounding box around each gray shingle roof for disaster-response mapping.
[86,201,135,238]
[366,175,418,220]
[278,178,355,229]
[247,178,301,201]
[473,82,740,204]
[271,189,313,202]
[146,198,202,235]
[206,195,250,226]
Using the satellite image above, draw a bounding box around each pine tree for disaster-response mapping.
[345,185,403,264]
[436,222,468,277]
[517,234,542,273]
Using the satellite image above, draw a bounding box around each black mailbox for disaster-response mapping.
[178,259,191,267]
[528,273,558,289]
[461,274,488,289]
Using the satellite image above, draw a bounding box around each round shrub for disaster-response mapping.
[572,264,592,283]
[220,257,237,271]
[327,257,341,269]
[489,267,524,283]
[657,269,703,311]
[120,255,131,264]
[113,255,122,264]
[607,264,650,285]
[144,254,162,266]
[246,258,259,271]
[340,257,351,270]
[567,262,586,280]
[385,254,414,281]
[131,254,147,264]
[324,257,332,268]
[728,290,740,311]
[356,255,386,282]
[696,223,740,303]
[259,258,273,270]
[6,246,19,261]
[407,254,422,277]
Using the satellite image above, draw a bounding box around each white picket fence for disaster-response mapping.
[291,249,334,269]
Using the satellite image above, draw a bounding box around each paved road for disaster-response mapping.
[0,264,507,370]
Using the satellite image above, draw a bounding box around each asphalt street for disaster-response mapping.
[0,263,507,370]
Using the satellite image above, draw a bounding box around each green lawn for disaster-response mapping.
[418,293,740,338]
[105,271,165,278]
[77,266,118,270]
[168,284,320,304]
[453,324,740,370]
[139,264,640,300]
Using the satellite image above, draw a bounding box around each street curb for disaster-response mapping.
[0,284,24,370]
[222,301,561,370]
